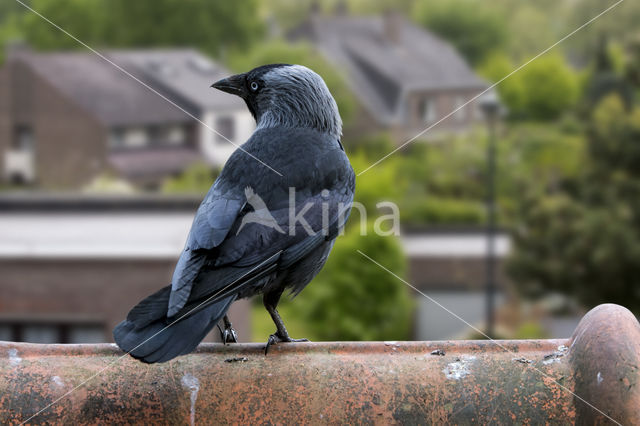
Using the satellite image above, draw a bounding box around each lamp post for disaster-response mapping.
[479,91,501,338]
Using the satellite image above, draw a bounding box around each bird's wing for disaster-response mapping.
[173,191,351,320]
[167,186,245,316]
[169,128,354,318]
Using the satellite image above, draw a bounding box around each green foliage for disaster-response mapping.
[402,196,486,226]
[580,39,635,114]
[399,135,486,201]
[162,162,218,195]
[17,0,264,56]
[502,54,579,120]
[504,4,556,61]
[479,52,580,120]
[394,121,586,227]
[413,0,507,66]
[0,3,23,64]
[83,173,136,194]
[228,40,356,125]
[588,94,640,180]
[287,223,413,341]
[503,123,585,189]
[521,55,579,120]
[626,35,640,88]
[477,51,526,115]
[513,321,549,339]
[508,94,640,313]
[566,0,640,62]
[349,151,406,213]
[345,133,395,160]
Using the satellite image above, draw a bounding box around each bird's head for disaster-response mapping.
[212,64,342,139]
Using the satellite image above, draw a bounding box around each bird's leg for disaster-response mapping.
[217,315,238,345]
[263,291,308,355]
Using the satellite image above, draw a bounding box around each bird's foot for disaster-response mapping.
[217,323,238,345]
[264,332,309,355]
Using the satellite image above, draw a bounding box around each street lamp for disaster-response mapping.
[479,90,502,338]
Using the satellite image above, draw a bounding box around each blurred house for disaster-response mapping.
[0,43,253,189]
[0,193,512,343]
[0,194,250,344]
[289,10,488,143]
[0,193,582,343]
[403,229,510,340]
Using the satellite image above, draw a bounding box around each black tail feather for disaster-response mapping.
[113,285,235,363]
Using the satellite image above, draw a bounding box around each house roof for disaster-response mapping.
[13,48,242,127]
[0,194,510,258]
[109,49,245,111]
[289,14,487,124]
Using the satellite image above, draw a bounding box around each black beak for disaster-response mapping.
[211,73,245,97]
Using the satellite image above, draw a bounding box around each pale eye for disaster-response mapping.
[250,81,259,92]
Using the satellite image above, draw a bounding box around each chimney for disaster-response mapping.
[383,10,402,44]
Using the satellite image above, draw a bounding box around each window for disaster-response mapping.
[12,125,34,151]
[146,125,186,147]
[166,125,186,145]
[216,117,235,142]
[419,97,436,124]
[124,128,149,148]
[109,128,148,150]
[0,321,105,343]
[0,324,12,341]
[22,325,59,343]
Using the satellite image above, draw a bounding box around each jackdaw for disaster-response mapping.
[113,64,355,362]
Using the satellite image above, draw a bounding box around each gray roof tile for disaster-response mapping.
[18,48,242,127]
[290,14,487,123]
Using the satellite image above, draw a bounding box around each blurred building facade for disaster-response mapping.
[289,10,488,142]
[0,44,253,189]
[0,194,250,344]
[403,229,510,340]
[0,194,523,343]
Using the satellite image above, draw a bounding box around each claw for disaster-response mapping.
[265,333,279,355]
[222,327,238,345]
[218,317,238,345]
[264,333,309,355]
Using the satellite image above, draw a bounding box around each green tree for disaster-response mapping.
[512,54,579,120]
[349,151,405,214]
[505,4,555,61]
[565,0,640,63]
[0,2,25,64]
[581,37,635,115]
[626,34,640,88]
[480,52,580,121]
[228,40,356,125]
[289,222,413,341]
[508,94,640,313]
[162,162,219,195]
[413,0,507,66]
[477,51,526,116]
[17,0,263,56]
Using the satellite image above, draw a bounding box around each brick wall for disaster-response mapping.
[1,59,108,188]
[406,88,482,134]
[408,256,511,292]
[0,258,251,343]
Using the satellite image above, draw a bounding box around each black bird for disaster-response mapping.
[113,64,355,363]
